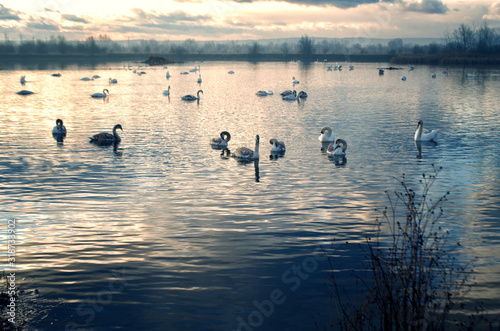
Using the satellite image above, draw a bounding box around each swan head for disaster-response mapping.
[103,89,110,95]
[113,124,123,132]
[417,120,423,128]
[269,138,277,145]
[321,126,332,134]
[221,131,231,141]
[197,90,203,95]
[56,119,63,126]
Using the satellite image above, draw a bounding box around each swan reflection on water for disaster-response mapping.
[415,140,438,159]
[329,154,347,166]
[235,158,260,182]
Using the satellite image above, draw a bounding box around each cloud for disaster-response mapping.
[131,8,212,23]
[483,2,500,20]
[0,4,21,21]
[26,17,60,31]
[62,14,89,24]
[402,0,449,14]
[176,0,395,9]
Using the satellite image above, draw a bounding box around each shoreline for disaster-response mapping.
[1,52,499,68]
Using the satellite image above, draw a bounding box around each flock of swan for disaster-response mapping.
[22,66,438,159]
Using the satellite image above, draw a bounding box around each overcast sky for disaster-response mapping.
[0,0,499,42]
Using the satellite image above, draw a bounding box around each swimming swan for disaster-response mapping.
[210,131,231,147]
[16,90,34,95]
[181,90,203,101]
[91,89,109,98]
[109,78,118,84]
[52,119,67,135]
[292,76,299,84]
[163,86,171,96]
[414,120,438,142]
[89,124,123,144]
[298,91,308,98]
[20,76,26,85]
[270,138,286,153]
[282,91,298,100]
[327,139,347,156]
[234,135,260,160]
[318,127,335,142]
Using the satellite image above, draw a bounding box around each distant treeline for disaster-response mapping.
[1,23,499,64]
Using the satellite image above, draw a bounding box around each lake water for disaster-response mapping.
[1,60,499,330]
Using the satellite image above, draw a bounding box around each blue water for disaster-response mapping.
[1,61,499,330]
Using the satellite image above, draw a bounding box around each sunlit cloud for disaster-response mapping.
[0,1,499,41]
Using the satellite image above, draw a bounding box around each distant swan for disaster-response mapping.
[20,76,26,85]
[256,90,268,96]
[210,131,231,147]
[318,126,335,142]
[292,76,299,84]
[109,78,118,84]
[298,91,308,98]
[234,135,260,160]
[197,74,202,83]
[52,119,67,135]
[89,124,123,144]
[414,120,438,142]
[163,86,171,96]
[270,138,286,153]
[280,90,294,96]
[91,89,109,98]
[166,71,171,79]
[181,90,203,101]
[327,139,347,156]
[282,91,298,100]
[228,70,235,74]
[81,77,93,81]
[16,90,34,95]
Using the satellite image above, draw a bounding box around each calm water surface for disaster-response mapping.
[1,61,499,330]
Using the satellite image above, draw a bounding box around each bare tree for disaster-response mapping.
[454,23,475,52]
[298,35,314,60]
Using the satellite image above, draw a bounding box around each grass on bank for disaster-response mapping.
[324,166,492,330]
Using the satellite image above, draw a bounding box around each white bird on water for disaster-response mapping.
[210,131,231,148]
[326,139,347,156]
[234,135,260,160]
[414,120,438,142]
[318,126,335,143]
[270,138,286,153]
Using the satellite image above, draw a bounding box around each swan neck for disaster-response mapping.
[254,138,260,158]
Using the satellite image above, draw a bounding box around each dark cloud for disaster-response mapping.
[0,4,21,21]
[62,14,89,24]
[403,0,449,14]
[27,18,60,31]
[193,0,395,9]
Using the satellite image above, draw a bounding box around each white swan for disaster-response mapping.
[414,120,438,142]
[91,89,109,98]
[181,90,203,101]
[298,91,308,98]
[327,139,347,156]
[93,75,100,79]
[270,138,286,153]
[163,86,171,96]
[228,70,235,74]
[81,77,93,81]
[210,131,231,147]
[52,119,67,135]
[256,90,268,96]
[20,76,26,85]
[166,71,171,79]
[234,135,260,160]
[280,90,293,96]
[318,126,335,142]
[109,78,118,84]
[197,74,202,83]
[89,124,123,144]
[292,76,299,84]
